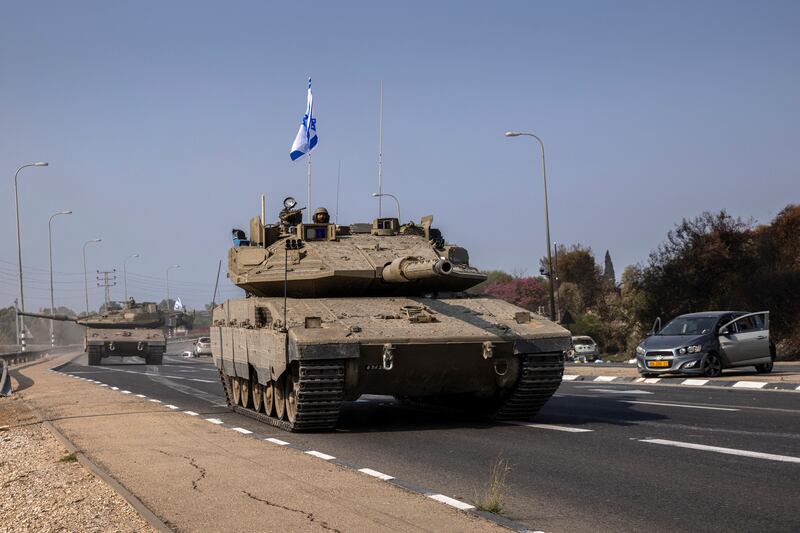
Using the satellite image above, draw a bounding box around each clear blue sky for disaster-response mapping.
[2,0,798,313]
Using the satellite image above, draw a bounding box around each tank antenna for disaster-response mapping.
[377,80,384,218]
[335,160,341,224]
[211,259,221,309]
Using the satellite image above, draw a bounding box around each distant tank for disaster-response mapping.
[212,196,571,431]
[18,298,188,365]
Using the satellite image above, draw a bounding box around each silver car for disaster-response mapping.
[571,336,599,360]
[635,311,774,377]
[193,337,212,356]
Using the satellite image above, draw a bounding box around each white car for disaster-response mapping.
[570,336,599,360]
[193,337,212,356]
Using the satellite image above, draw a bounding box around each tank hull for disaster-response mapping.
[212,296,569,431]
[84,327,166,365]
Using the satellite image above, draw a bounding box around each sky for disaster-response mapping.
[2,0,798,314]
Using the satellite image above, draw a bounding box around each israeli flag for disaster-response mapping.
[290,78,318,161]
[174,298,185,312]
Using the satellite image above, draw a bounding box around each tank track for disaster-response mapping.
[87,345,103,366]
[494,351,564,420]
[146,344,164,365]
[219,360,345,432]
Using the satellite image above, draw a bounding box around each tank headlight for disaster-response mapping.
[636,345,646,356]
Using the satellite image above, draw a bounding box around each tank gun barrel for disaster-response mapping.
[17,310,79,323]
[381,257,453,283]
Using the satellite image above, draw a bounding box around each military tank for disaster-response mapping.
[212,197,571,431]
[19,298,171,365]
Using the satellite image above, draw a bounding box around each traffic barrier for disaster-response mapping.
[0,359,11,396]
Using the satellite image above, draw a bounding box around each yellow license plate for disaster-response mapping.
[648,361,670,368]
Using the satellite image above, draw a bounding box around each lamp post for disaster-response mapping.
[123,254,140,301]
[14,161,49,350]
[83,238,102,314]
[48,210,72,346]
[371,192,401,221]
[166,264,180,313]
[505,131,557,322]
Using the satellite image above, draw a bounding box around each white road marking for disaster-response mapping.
[561,375,579,381]
[586,388,654,395]
[110,386,119,391]
[121,390,132,394]
[509,422,593,433]
[183,411,199,416]
[100,384,109,387]
[732,381,767,389]
[640,438,800,464]
[427,494,475,510]
[265,437,290,446]
[205,418,224,425]
[359,468,394,481]
[165,404,179,410]
[682,379,709,386]
[189,378,217,383]
[594,376,616,382]
[620,400,739,412]
[643,378,661,383]
[135,394,146,398]
[232,427,252,434]
[305,450,335,461]
[149,399,162,403]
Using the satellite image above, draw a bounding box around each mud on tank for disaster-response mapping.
[213,196,570,431]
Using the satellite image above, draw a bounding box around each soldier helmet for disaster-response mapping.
[313,207,330,223]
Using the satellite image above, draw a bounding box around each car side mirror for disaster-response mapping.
[719,327,730,336]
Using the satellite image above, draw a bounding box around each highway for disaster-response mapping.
[59,341,800,533]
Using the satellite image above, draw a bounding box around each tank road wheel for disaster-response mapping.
[240,377,252,408]
[285,368,300,425]
[274,374,287,420]
[263,381,275,417]
[252,379,264,413]
[231,376,242,406]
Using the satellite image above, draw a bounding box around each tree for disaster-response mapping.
[482,277,549,313]
[545,244,602,311]
[603,250,616,287]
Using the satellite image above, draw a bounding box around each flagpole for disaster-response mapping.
[335,160,341,224]
[307,151,312,223]
[377,80,384,218]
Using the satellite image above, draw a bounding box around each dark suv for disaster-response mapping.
[635,311,774,377]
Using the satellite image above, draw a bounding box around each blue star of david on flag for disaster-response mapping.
[290,78,318,161]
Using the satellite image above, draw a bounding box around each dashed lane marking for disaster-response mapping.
[682,379,709,386]
[165,405,179,410]
[561,375,579,381]
[183,411,199,416]
[135,394,146,398]
[110,387,119,391]
[593,376,616,382]
[643,377,661,383]
[121,390,132,394]
[149,399,161,403]
[205,418,224,425]
[620,400,739,412]
[640,438,800,464]
[265,437,290,446]
[732,381,767,389]
[232,427,253,434]
[305,450,335,461]
[509,422,594,433]
[359,468,394,481]
[427,494,476,511]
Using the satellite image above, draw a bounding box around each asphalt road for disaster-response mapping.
[59,341,800,533]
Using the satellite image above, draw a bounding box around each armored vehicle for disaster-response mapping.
[20,298,170,365]
[213,196,571,431]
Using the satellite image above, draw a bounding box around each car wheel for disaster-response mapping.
[755,361,773,374]
[702,353,722,378]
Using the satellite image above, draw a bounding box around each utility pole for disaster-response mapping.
[96,269,117,309]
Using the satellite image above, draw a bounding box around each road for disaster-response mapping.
[59,341,800,533]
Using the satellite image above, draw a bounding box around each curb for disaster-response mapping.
[563,374,800,392]
[49,365,542,533]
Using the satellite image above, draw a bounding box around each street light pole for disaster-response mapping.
[505,131,557,321]
[371,192,401,221]
[166,264,180,313]
[14,161,49,350]
[83,238,102,314]
[48,210,72,346]
[123,254,140,301]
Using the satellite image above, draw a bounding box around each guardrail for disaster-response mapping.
[0,345,82,367]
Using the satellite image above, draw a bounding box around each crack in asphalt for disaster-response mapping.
[242,490,342,532]
[157,450,207,491]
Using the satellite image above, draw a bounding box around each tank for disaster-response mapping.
[212,197,571,431]
[19,298,175,365]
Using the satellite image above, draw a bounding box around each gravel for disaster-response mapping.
[0,397,155,533]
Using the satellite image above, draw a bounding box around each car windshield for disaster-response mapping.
[573,337,594,344]
[199,337,210,343]
[658,316,718,336]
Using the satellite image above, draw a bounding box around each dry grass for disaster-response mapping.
[474,454,511,514]
[58,452,78,463]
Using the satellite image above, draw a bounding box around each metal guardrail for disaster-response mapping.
[0,345,82,367]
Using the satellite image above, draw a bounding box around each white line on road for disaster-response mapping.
[427,494,476,511]
[508,422,593,433]
[682,379,709,386]
[359,468,394,481]
[593,376,616,382]
[232,427,253,434]
[640,438,800,464]
[121,390,131,394]
[149,399,161,403]
[165,404,179,410]
[586,388,654,395]
[643,377,661,383]
[265,437,290,446]
[100,384,108,387]
[183,411,199,416]
[620,400,739,412]
[135,394,146,398]
[732,381,767,389]
[561,375,579,381]
[305,450,335,461]
[205,418,224,425]
[110,387,119,391]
